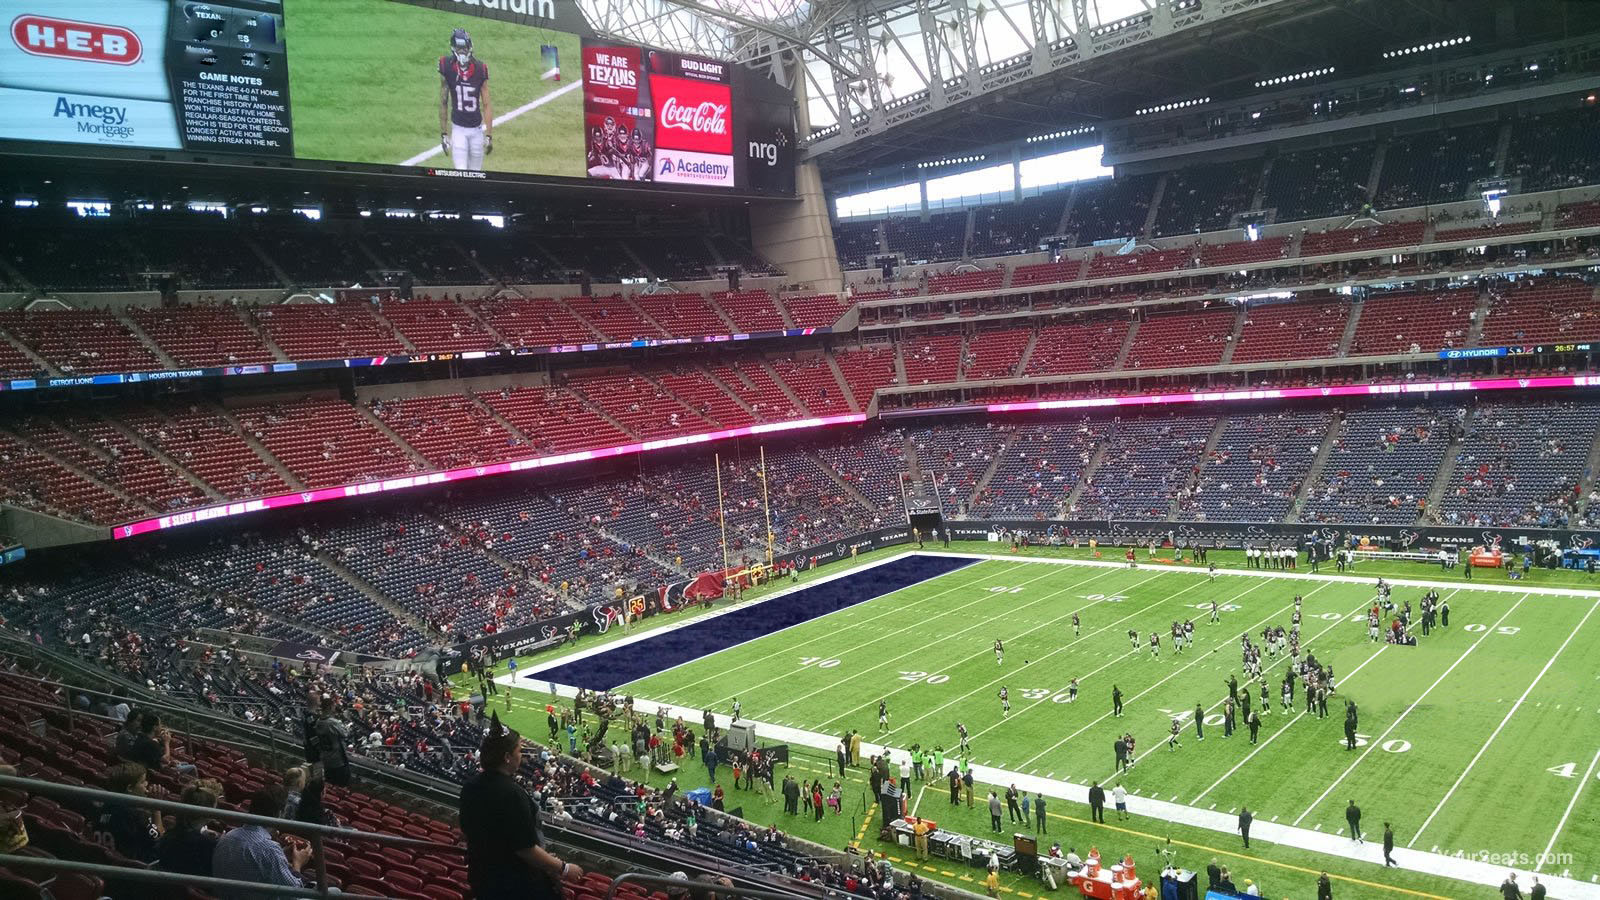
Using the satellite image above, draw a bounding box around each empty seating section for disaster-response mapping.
[153,537,426,653]
[1299,221,1426,257]
[1347,288,1475,356]
[232,398,418,488]
[910,423,1009,503]
[1507,105,1600,192]
[1078,415,1214,520]
[1199,236,1292,268]
[251,303,407,361]
[902,334,962,384]
[0,222,131,291]
[1479,277,1600,346]
[0,431,147,523]
[781,294,848,329]
[124,223,282,289]
[465,238,561,284]
[972,421,1105,519]
[566,295,663,342]
[1433,220,1540,243]
[1124,308,1236,369]
[708,233,781,276]
[813,429,907,519]
[1010,259,1084,288]
[539,236,631,282]
[658,368,753,428]
[124,405,291,500]
[369,230,486,284]
[963,327,1031,380]
[714,290,787,331]
[1301,405,1462,524]
[1557,199,1600,229]
[128,306,275,367]
[635,293,727,337]
[927,269,1005,295]
[1067,174,1158,244]
[1156,158,1262,237]
[768,356,846,415]
[969,194,1067,257]
[833,220,882,269]
[254,224,371,286]
[1086,248,1191,279]
[0,310,161,374]
[377,299,496,354]
[1375,123,1500,208]
[0,337,40,377]
[1178,412,1329,522]
[1025,318,1130,376]
[884,213,967,262]
[1231,298,1348,363]
[628,234,717,280]
[833,346,900,406]
[568,373,711,438]
[15,414,205,512]
[1436,402,1599,528]
[476,386,630,453]
[1264,144,1373,222]
[708,362,799,422]
[471,297,598,346]
[371,394,525,469]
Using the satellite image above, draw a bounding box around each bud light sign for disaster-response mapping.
[649,75,731,155]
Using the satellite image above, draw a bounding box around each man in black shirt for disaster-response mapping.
[460,714,583,900]
[95,763,161,863]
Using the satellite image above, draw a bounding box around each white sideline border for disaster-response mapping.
[503,552,1600,898]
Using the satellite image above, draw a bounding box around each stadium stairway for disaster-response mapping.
[1169,417,1231,521]
[1289,410,1345,522]
[1421,407,1475,522]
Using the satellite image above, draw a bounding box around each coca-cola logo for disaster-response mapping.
[659,97,727,136]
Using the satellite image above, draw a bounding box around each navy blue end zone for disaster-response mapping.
[527,554,979,692]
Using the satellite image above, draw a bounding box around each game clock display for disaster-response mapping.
[0,0,790,192]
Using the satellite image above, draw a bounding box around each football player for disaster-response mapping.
[630,127,652,180]
[439,28,493,171]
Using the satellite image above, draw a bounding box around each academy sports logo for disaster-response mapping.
[653,149,734,186]
[12,15,142,65]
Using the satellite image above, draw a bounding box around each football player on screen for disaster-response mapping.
[439,28,493,171]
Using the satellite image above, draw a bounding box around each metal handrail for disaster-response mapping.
[0,853,389,900]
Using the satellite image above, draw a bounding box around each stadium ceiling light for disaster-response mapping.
[1383,34,1469,59]
[1254,66,1335,88]
[1134,96,1209,116]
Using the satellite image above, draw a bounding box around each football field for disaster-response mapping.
[284,0,584,176]
[601,554,1600,896]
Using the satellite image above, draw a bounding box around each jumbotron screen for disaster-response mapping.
[0,0,795,193]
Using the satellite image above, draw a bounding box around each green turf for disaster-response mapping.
[284,0,583,176]
[468,545,1600,899]
[613,554,1600,896]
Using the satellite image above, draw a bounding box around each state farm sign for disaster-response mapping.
[650,75,732,154]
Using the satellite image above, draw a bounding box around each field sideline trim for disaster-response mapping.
[400,80,583,167]
[511,553,1600,899]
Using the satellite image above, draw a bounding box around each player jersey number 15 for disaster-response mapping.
[455,84,479,113]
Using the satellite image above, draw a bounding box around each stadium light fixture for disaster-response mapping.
[917,154,986,169]
[1025,126,1094,144]
[1254,66,1334,89]
[1382,35,1469,59]
[1134,96,1210,116]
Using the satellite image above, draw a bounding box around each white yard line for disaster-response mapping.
[399,80,582,167]
[1539,746,1600,872]
[749,564,1105,716]
[1192,643,1390,804]
[951,573,1226,746]
[1119,583,1373,776]
[680,561,1028,700]
[871,568,1178,736]
[521,550,927,678]
[1410,595,1600,847]
[1017,577,1296,770]
[1291,593,1530,827]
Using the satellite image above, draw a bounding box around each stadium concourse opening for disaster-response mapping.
[527,553,976,689]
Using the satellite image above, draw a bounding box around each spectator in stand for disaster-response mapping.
[460,713,584,900]
[94,763,162,862]
[211,784,313,898]
[121,709,198,775]
[312,695,352,786]
[159,782,222,878]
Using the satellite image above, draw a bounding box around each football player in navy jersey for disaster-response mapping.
[439,28,493,170]
[630,127,652,181]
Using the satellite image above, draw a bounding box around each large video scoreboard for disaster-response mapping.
[0,0,795,194]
